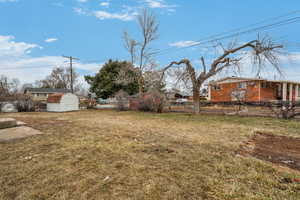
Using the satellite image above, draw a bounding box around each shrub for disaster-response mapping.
[16,100,35,112]
[137,90,165,113]
[0,94,35,112]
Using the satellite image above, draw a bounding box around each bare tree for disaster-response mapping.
[123,31,138,64]
[0,75,20,96]
[162,36,283,114]
[123,8,159,94]
[38,67,79,91]
[21,83,34,92]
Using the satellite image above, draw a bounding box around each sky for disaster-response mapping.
[1,0,300,88]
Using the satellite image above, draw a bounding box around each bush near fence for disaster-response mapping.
[0,94,36,112]
[129,92,165,113]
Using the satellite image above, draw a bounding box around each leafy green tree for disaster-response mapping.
[85,60,139,99]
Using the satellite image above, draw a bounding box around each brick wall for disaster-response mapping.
[211,82,236,102]
[211,81,278,102]
[260,82,277,101]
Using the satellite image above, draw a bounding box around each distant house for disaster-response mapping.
[47,93,79,112]
[24,88,72,101]
[166,91,192,100]
[165,90,207,101]
[208,77,300,102]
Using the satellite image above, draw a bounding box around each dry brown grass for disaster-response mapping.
[0,110,300,200]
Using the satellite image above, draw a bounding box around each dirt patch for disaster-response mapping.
[11,117,71,132]
[0,126,43,142]
[240,132,300,171]
[141,145,176,154]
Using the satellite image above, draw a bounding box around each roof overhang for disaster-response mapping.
[209,77,300,85]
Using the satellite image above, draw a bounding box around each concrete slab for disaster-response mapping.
[0,126,43,142]
[0,118,17,129]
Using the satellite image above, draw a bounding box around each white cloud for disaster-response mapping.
[100,2,109,7]
[73,6,138,21]
[0,35,100,85]
[143,0,176,9]
[169,40,201,48]
[78,0,88,3]
[93,10,137,21]
[0,35,39,59]
[74,0,177,21]
[45,38,58,43]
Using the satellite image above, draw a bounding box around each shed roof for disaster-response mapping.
[24,88,71,94]
[47,93,64,103]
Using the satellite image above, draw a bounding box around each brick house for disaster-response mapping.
[208,77,300,102]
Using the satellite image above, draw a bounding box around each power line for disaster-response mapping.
[159,17,300,55]
[63,55,79,94]
[157,13,300,56]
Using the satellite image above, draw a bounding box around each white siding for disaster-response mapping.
[47,93,79,112]
[47,103,62,112]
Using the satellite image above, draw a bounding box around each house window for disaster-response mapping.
[231,90,246,101]
[298,85,300,97]
[261,82,270,88]
[248,81,256,87]
[212,85,221,90]
[238,82,247,89]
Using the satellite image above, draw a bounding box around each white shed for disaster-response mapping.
[47,93,79,112]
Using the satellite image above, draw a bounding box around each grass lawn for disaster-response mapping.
[0,110,300,200]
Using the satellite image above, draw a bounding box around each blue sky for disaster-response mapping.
[0,0,300,86]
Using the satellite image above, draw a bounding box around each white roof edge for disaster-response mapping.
[209,77,300,85]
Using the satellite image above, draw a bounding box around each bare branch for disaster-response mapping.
[200,56,206,74]
[123,9,160,94]
[163,36,283,114]
[123,31,138,64]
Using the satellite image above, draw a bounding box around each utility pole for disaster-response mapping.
[63,55,79,94]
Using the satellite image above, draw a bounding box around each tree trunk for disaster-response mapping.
[193,86,200,114]
[138,77,144,96]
